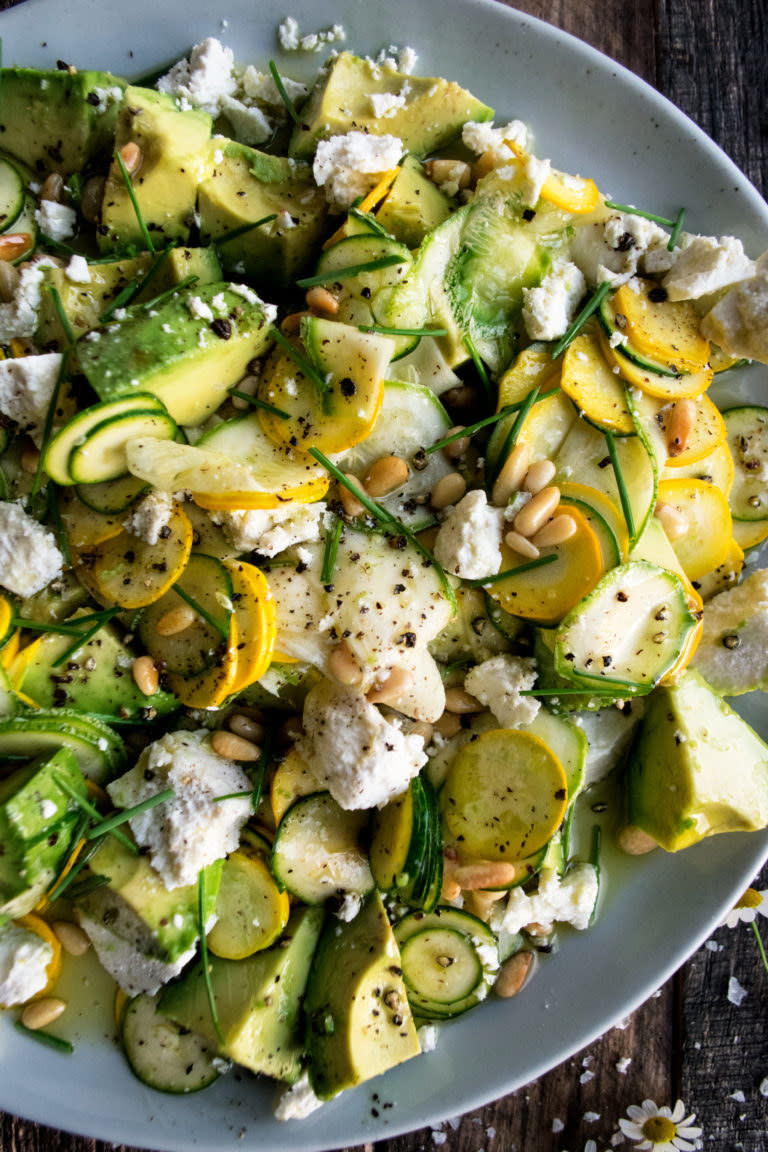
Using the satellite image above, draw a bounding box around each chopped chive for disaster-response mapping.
[65,874,110,901]
[296,254,405,289]
[604,430,636,544]
[462,332,493,402]
[551,281,612,360]
[114,148,155,254]
[358,324,449,338]
[85,787,175,841]
[172,584,229,640]
[465,552,558,587]
[751,920,768,977]
[590,823,602,869]
[270,325,331,407]
[46,836,105,903]
[0,914,9,928]
[213,214,278,248]
[52,608,121,668]
[229,388,290,419]
[47,285,76,347]
[212,792,256,803]
[100,243,175,322]
[321,513,343,584]
[250,728,273,813]
[668,206,686,251]
[198,870,223,1045]
[426,404,515,455]
[10,618,87,637]
[519,686,622,696]
[140,273,198,312]
[48,488,72,568]
[604,201,677,228]
[268,60,301,128]
[32,345,72,497]
[561,804,576,867]
[52,772,136,853]
[348,207,392,238]
[14,1020,74,1054]
[38,233,79,257]
[487,384,541,489]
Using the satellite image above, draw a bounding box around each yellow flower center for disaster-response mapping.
[642,1116,677,1142]
[735,887,762,910]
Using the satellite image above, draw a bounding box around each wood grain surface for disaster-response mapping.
[1,1,767,1151]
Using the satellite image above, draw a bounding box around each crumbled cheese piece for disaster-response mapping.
[369,91,407,118]
[273,1071,324,1121]
[491,864,599,935]
[219,94,271,146]
[398,46,418,74]
[107,730,253,888]
[65,254,91,284]
[417,1023,439,1052]
[0,923,53,1006]
[692,569,768,694]
[157,37,237,115]
[464,654,539,727]
[616,1056,632,1074]
[187,295,214,322]
[0,260,53,343]
[296,679,427,810]
[277,16,300,50]
[313,132,404,211]
[522,258,586,341]
[122,490,175,546]
[277,17,346,52]
[727,976,748,1006]
[663,234,755,300]
[702,250,768,364]
[571,210,669,289]
[461,119,528,165]
[0,501,63,596]
[334,892,362,922]
[240,65,307,107]
[0,352,62,446]
[35,200,77,242]
[433,489,503,580]
[212,501,325,557]
[77,907,198,997]
[521,154,551,206]
[89,85,123,114]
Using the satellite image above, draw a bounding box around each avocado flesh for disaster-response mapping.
[0,68,125,175]
[37,255,154,349]
[157,246,223,290]
[626,669,768,851]
[289,52,493,161]
[304,890,421,1100]
[159,905,324,1083]
[375,156,452,249]
[77,281,274,426]
[99,86,212,252]
[0,746,85,916]
[198,141,328,289]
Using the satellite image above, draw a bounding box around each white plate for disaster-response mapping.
[1,0,767,1147]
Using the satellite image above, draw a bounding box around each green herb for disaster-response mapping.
[52,772,136,854]
[751,920,768,977]
[561,804,576,866]
[551,281,612,359]
[10,618,87,637]
[250,728,273,814]
[86,787,175,841]
[462,332,493,402]
[38,233,79,257]
[465,552,558,587]
[114,148,155,254]
[229,388,290,419]
[100,244,175,321]
[296,254,405,289]
[358,324,449,338]
[590,823,602,869]
[270,325,331,408]
[198,870,223,1045]
[47,487,72,568]
[46,836,105,903]
[426,405,513,456]
[668,206,686,251]
[268,60,301,127]
[14,1020,74,1054]
[487,384,541,488]
[604,201,677,228]
[67,172,83,207]
[47,285,76,348]
[519,686,623,697]
[348,207,393,238]
[212,791,256,803]
[32,345,72,497]
[140,273,198,312]
[65,874,110,901]
[171,583,229,640]
[0,914,9,928]
[604,429,636,543]
[213,214,279,248]
[321,514,343,584]
[52,607,121,668]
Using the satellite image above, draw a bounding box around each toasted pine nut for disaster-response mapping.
[118,142,142,177]
[227,712,265,743]
[491,442,531,506]
[305,285,339,315]
[531,513,577,549]
[231,372,260,411]
[81,175,106,224]
[513,485,561,537]
[523,458,557,493]
[431,471,467,510]
[211,729,261,761]
[424,158,472,190]
[409,720,434,745]
[0,233,32,261]
[465,890,506,921]
[441,876,462,902]
[337,474,365,518]
[22,997,67,1030]
[618,825,658,855]
[156,604,197,637]
[444,686,484,714]
[132,655,159,696]
[434,710,463,738]
[328,640,364,686]
[495,951,533,998]
[504,530,540,559]
[473,150,497,181]
[366,666,414,704]
[666,398,697,458]
[52,921,90,957]
[0,260,19,303]
[40,172,64,203]
[441,426,470,461]
[655,500,688,541]
[453,861,522,890]
[280,310,310,335]
[20,444,40,474]
[364,455,409,497]
[442,383,479,413]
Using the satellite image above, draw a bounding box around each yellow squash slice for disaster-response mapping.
[558,481,629,563]
[732,516,768,551]
[600,331,712,401]
[694,536,745,601]
[656,394,727,468]
[224,560,277,695]
[166,616,239,708]
[657,477,733,583]
[207,848,290,960]
[270,747,321,826]
[611,279,711,373]
[60,491,125,550]
[496,344,562,409]
[0,595,12,645]
[560,328,635,434]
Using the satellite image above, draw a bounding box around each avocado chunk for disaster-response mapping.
[0,68,125,175]
[99,86,212,252]
[289,52,493,161]
[77,281,275,426]
[0,746,86,918]
[626,669,768,851]
[375,156,452,249]
[157,246,223,290]
[198,140,327,289]
[159,905,324,1083]
[304,890,421,1099]
[36,254,154,348]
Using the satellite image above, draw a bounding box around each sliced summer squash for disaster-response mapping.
[610,279,711,374]
[44,393,167,485]
[59,491,124,550]
[165,615,240,709]
[558,481,628,563]
[138,553,234,677]
[656,476,733,583]
[662,439,735,496]
[723,405,768,521]
[271,791,374,905]
[223,560,277,694]
[394,906,498,1018]
[121,992,220,1094]
[269,747,321,826]
[560,328,635,434]
[207,848,290,960]
[496,343,563,408]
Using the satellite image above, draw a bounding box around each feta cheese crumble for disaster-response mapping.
[461,119,528,165]
[65,254,91,284]
[277,18,346,53]
[0,923,53,1007]
[212,501,326,557]
[522,258,586,341]
[35,200,77,242]
[701,250,768,364]
[313,132,404,211]
[122,490,175,546]
[571,210,669,288]
[0,260,55,344]
[273,1071,324,1121]
[491,864,599,935]
[0,501,64,596]
[157,37,237,115]
[0,352,62,446]
[662,234,755,300]
[464,654,539,727]
[433,489,503,580]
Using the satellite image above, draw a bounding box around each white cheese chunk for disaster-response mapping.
[0,260,54,344]
[273,1071,324,1121]
[491,864,599,935]
[0,923,53,1007]
[434,489,503,580]
[77,908,198,997]
[0,352,61,446]
[464,654,539,727]
[240,65,307,107]
[157,37,237,115]
[219,95,272,146]
[692,569,768,694]
[313,132,404,211]
[212,501,325,557]
[701,250,768,363]
[0,501,63,596]
[522,258,586,341]
[65,254,91,284]
[122,490,175,546]
[35,201,77,242]
[571,211,669,289]
[662,234,755,300]
[461,119,528,165]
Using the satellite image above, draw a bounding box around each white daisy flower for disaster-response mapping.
[618,1098,702,1151]
[722,887,768,928]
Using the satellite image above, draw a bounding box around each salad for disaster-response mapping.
[0,18,767,1127]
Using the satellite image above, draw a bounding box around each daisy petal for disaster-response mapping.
[627,1105,648,1122]
[673,1139,697,1151]
[619,1117,644,1138]
[642,1099,659,1114]
[678,1124,702,1138]
[670,1100,686,1123]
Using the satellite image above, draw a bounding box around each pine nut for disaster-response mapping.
[424,158,473,189]
[618,824,658,855]
[328,640,364,686]
[280,311,310,335]
[156,604,197,636]
[0,260,19,303]
[441,383,479,413]
[231,372,260,410]
[0,233,32,261]
[364,455,409,497]
[531,513,577,549]
[118,142,142,177]
[409,720,434,745]
[465,890,506,921]
[523,458,557,493]
[366,666,414,704]
[305,286,339,315]
[337,474,365,518]
[211,729,261,761]
[495,951,533,998]
[441,876,462,902]
[666,398,697,458]
[655,501,688,541]
[20,444,40,474]
[513,486,561,537]
[228,712,265,743]
[431,471,467,510]
[132,655,159,696]
[444,686,484,714]
[434,710,463,738]
[473,150,497,181]
[81,175,106,224]
[504,530,540,559]
[491,442,531,506]
[40,172,64,203]
[21,997,67,1030]
[453,861,522,890]
[525,922,552,937]
[441,426,470,461]
[52,921,90,957]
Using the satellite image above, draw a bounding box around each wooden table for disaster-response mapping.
[1,0,767,1150]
